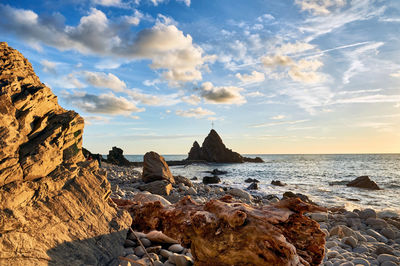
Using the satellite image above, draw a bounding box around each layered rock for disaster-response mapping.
[116,196,327,265]
[187,129,264,163]
[0,42,131,265]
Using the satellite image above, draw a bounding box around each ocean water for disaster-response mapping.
[124,154,400,212]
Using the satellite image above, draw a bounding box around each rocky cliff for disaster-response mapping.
[187,129,263,163]
[0,42,131,265]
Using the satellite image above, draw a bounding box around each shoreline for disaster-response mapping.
[104,162,400,266]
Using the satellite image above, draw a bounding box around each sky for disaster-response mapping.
[1,0,400,155]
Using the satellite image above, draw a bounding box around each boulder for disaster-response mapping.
[271,180,286,186]
[282,191,314,204]
[228,188,252,201]
[142,151,175,184]
[139,180,173,196]
[0,42,131,265]
[247,182,258,190]
[132,192,171,206]
[245,178,260,183]
[207,169,228,175]
[174,175,193,187]
[346,176,380,190]
[243,156,264,163]
[106,146,131,166]
[187,130,263,163]
[202,175,221,184]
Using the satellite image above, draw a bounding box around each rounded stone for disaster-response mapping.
[140,237,152,247]
[377,254,399,264]
[134,246,145,257]
[168,244,184,253]
[359,209,377,220]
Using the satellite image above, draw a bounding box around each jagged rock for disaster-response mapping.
[106,146,131,166]
[271,180,286,186]
[139,180,173,196]
[247,182,258,190]
[142,151,175,184]
[202,175,221,184]
[116,196,326,266]
[82,147,103,163]
[187,130,263,163]
[283,191,314,204]
[206,169,228,175]
[0,42,131,265]
[243,157,264,163]
[346,176,380,190]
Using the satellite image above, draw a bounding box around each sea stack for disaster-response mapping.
[187,129,264,163]
[0,42,131,265]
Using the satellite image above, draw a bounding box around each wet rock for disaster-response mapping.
[190,176,198,180]
[142,151,175,183]
[271,180,286,186]
[243,156,264,163]
[202,175,221,184]
[346,176,380,190]
[207,169,228,175]
[244,178,260,183]
[139,180,173,196]
[247,182,258,190]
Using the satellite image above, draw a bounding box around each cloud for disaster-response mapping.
[256,14,275,22]
[92,0,127,8]
[262,54,324,83]
[176,107,215,118]
[295,0,346,15]
[333,94,400,104]
[123,10,144,26]
[176,0,191,7]
[181,95,201,105]
[235,71,265,83]
[0,5,213,85]
[83,71,126,92]
[282,86,333,114]
[390,71,400,78]
[274,41,315,55]
[271,115,286,120]
[250,119,309,128]
[84,115,111,125]
[337,88,382,95]
[41,59,58,74]
[125,89,181,106]
[197,82,246,105]
[63,91,144,115]
[246,91,265,97]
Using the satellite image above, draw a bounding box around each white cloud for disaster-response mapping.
[334,94,400,104]
[337,88,383,95]
[0,6,214,85]
[251,119,309,128]
[295,0,346,15]
[390,71,400,78]
[41,59,58,74]
[274,41,315,55]
[271,115,286,120]
[197,82,246,105]
[256,14,275,22]
[282,86,333,114]
[63,91,144,115]
[181,95,201,105]
[235,71,265,83]
[176,107,215,118]
[123,10,144,26]
[92,0,127,7]
[125,89,181,106]
[84,116,111,125]
[176,0,191,7]
[246,91,265,97]
[83,71,126,92]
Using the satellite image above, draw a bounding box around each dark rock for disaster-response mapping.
[106,146,131,166]
[245,178,260,183]
[283,191,313,204]
[142,151,175,184]
[243,157,264,163]
[247,182,258,190]
[206,169,228,175]
[139,180,173,196]
[202,175,221,184]
[271,180,286,186]
[346,176,380,190]
[191,176,198,180]
[188,141,202,161]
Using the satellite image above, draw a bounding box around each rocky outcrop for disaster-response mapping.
[203,175,221,184]
[118,196,326,266]
[187,129,264,163]
[107,146,131,166]
[0,42,131,265]
[142,151,175,184]
[346,176,380,190]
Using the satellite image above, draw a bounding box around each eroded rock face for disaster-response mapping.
[116,196,327,266]
[142,151,175,183]
[0,42,131,265]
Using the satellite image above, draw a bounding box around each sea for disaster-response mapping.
[123,154,400,212]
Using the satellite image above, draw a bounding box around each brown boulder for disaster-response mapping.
[346,176,380,190]
[142,151,175,183]
[139,180,173,196]
[0,42,131,265]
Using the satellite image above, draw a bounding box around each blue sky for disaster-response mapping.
[1,0,400,154]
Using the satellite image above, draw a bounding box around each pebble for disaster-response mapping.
[311,212,328,222]
[124,248,134,256]
[187,187,197,195]
[359,209,377,220]
[134,246,145,257]
[365,218,388,230]
[377,254,399,264]
[168,244,184,253]
[351,258,370,266]
[160,249,173,259]
[381,228,396,240]
[140,237,152,247]
[342,236,358,248]
[366,229,388,243]
[168,254,194,266]
[124,239,136,248]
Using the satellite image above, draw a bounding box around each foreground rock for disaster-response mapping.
[346,176,380,190]
[117,196,326,265]
[142,151,175,184]
[187,129,263,163]
[0,42,131,265]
